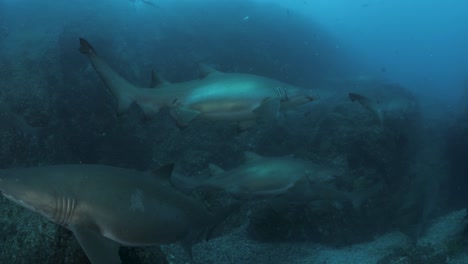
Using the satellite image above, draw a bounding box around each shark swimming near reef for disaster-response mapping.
[79,38,316,130]
[173,152,351,203]
[0,164,234,264]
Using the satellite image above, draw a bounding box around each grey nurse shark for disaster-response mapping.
[174,152,358,206]
[79,38,316,129]
[0,164,233,264]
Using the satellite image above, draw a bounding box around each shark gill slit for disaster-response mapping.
[275,86,288,101]
[53,192,76,226]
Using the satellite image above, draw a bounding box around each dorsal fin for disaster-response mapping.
[208,163,225,176]
[198,64,219,78]
[150,70,169,88]
[244,151,263,162]
[151,163,174,182]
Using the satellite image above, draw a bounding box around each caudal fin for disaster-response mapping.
[180,203,240,261]
[79,38,162,117]
[79,38,96,54]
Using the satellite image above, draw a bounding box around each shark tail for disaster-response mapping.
[79,38,96,54]
[79,38,162,117]
[180,203,239,260]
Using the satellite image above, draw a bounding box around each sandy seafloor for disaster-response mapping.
[160,209,468,264]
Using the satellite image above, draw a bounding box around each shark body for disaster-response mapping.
[175,152,339,199]
[79,38,316,129]
[0,164,229,264]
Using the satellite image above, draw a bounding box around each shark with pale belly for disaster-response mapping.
[79,38,316,129]
[173,152,358,206]
[0,164,234,264]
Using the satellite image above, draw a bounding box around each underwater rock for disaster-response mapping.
[417,209,467,248]
[378,209,468,264]
[160,224,414,264]
[161,212,465,264]
[446,80,468,209]
[0,197,88,264]
[245,81,426,244]
[377,244,448,264]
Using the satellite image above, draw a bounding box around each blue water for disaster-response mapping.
[301,0,468,104]
[3,0,466,103]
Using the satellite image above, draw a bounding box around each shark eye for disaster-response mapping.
[275,86,288,101]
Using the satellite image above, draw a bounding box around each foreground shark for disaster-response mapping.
[79,38,316,129]
[173,152,341,199]
[0,164,232,264]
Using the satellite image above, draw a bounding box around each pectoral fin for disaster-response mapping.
[170,107,201,127]
[254,98,280,120]
[72,226,121,264]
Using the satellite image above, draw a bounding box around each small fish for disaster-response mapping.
[349,92,383,124]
